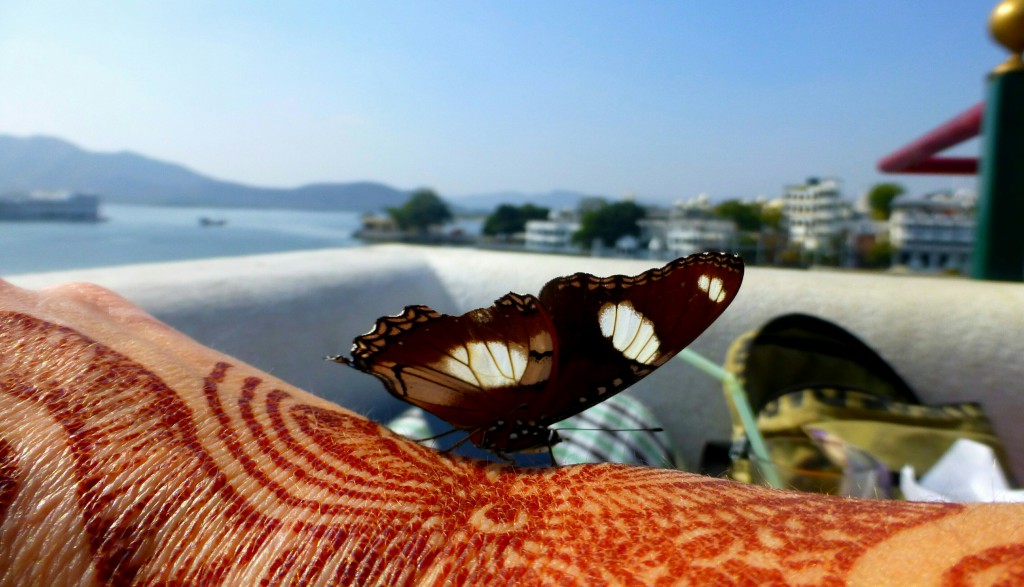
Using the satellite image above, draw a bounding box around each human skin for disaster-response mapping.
[0,278,1022,586]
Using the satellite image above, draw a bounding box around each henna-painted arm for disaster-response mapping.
[1,278,1022,586]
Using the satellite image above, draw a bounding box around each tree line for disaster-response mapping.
[386,183,907,266]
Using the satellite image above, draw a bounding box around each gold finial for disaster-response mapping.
[991,0,1024,73]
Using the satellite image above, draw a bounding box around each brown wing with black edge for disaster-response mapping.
[332,292,559,431]
[535,252,744,425]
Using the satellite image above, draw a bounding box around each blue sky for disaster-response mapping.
[0,1,1003,203]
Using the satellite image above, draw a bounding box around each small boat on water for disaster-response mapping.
[199,217,228,227]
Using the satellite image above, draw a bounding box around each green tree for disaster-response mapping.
[388,188,452,233]
[760,205,783,231]
[867,183,906,220]
[483,203,550,236]
[864,240,894,269]
[713,199,763,232]
[572,201,646,248]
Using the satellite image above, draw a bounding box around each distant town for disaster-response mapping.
[2,176,974,275]
[356,178,975,275]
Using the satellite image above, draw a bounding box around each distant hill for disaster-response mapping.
[449,189,606,214]
[0,135,410,212]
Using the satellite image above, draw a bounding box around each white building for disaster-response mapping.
[889,190,975,273]
[661,219,736,258]
[783,178,847,254]
[640,196,737,259]
[524,208,581,253]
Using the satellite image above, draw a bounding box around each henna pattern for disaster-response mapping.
[0,439,17,528]
[943,543,1024,586]
[0,309,995,586]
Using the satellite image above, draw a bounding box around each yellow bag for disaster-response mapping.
[721,314,1010,495]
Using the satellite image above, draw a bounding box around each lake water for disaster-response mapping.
[0,204,367,276]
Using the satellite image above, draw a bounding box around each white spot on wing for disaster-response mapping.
[529,332,553,354]
[598,301,660,365]
[437,338,553,388]
[698,274,727,303]
[489,341,520,379]
[451,345,469,364]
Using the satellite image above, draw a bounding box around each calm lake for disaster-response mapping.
[0,204,365,276]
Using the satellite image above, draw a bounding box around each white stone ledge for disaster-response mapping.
[9,244,1024,478]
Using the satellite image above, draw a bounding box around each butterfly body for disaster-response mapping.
[332,252,743,458]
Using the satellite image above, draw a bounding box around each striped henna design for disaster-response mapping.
[0,439,17,528]
[0,310,972,585]
[942,543,1024,585]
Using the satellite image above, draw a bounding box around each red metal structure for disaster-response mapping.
[877,103,983,175]
[879,3,1024,278]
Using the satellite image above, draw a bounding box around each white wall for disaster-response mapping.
[10,244,1024,478]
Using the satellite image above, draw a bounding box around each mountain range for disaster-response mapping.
[0,135,598,213]
[0,135,412,212]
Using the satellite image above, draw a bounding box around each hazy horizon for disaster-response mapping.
[0,2,999,202]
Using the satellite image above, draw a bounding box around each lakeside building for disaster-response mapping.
[353,212,475,245]
[889,189,976,273]
[662,219,737,258]
[0,191,100,221]
[354,213,403,241]
[524,208,582,253]
[783,178,849,257]
[640,195,738,259]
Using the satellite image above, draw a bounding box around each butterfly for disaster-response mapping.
[330,252,744,460]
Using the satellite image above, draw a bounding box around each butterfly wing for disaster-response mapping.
[335,293,558,433]
[534,252,744,425]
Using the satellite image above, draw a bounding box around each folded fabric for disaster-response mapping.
[901,439,1024,503]
[808,417,1009,478]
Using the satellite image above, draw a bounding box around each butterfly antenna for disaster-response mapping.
[415,428,463,443]
[434,429,519,465]
[554,427,665,433]
[324,354,351,365]
[439,428,483,455]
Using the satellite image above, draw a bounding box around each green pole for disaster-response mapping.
[972,1,1024,281]
[676,349,784,489]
